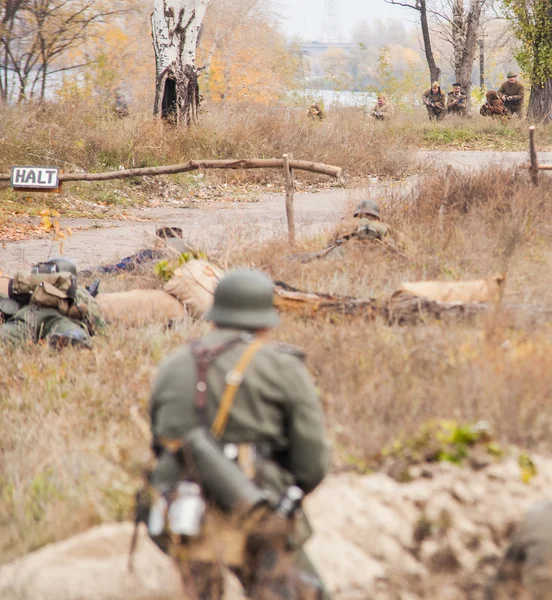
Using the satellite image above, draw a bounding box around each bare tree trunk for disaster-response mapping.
[151,0,210,126]
[528,80,552,122]
[527,2,552,122]
[452,0,485,110]
[419,0,441,84]
[385,0,440,84]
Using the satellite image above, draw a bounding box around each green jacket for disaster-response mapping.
[150,329,330,497]
[498,81,524,105]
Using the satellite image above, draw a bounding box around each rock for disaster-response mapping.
[0,523,183,600]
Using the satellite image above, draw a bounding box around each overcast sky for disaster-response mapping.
[278,0,414,42]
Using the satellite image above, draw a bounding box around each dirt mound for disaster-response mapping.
[307,457,552,599]
[1,458,551,599]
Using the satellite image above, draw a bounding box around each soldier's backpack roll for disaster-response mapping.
[185,427,267,513]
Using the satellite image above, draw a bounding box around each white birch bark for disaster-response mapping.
[151,0,210,125]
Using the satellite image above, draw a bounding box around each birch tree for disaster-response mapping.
[151,0,209,126]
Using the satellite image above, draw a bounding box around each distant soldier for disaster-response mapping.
[498,71,524,117]
[115,91,129,118]
[423,82,447,121]
[487,500,552,599]
[332,199,391,244]
[307,102,324,121]
[480,90,508,118]
[446,83,468,117]
[369,95,395,121]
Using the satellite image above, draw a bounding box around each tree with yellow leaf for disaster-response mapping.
[200,0,298,104]
[0,0,130,102]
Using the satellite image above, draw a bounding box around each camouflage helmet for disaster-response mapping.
[507,70,517,78]
[354,200,381,219]
[32,257,77,276]
[205,270,279,330]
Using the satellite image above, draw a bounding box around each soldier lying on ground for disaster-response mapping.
[423,82,447,121]
[480,90,508,118]
[369,95,395,121]
[80,227,193,276]
[289,200,393,263]
[0,258,106,349]
[141,270,331,599]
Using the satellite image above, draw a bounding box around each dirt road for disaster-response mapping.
[2,150,550,271]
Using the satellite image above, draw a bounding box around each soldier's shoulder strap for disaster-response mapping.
[271,342,306,360]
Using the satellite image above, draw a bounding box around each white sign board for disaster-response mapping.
[11,166,60,190]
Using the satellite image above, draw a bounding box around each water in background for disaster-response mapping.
[291,89,377,108]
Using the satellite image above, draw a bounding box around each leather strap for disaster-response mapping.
[211,338,265,439]
[190,336,243,428]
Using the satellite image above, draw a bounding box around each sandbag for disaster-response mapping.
[96,290,185,325]
[393,274,506,304]
[163,260,224,318]
[0,276,10,297]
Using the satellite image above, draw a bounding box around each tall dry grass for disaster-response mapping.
[0,101,409,180]
[1,167,552,565]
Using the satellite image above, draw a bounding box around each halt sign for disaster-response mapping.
[11,166,60,190]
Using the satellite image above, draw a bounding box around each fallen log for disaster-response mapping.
[274,281,551,326]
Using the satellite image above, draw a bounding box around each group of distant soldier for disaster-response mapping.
[308,70,525,123]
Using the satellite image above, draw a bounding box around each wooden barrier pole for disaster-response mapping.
[283,153,296,245]
[0,158,342,183]
[529,126,539,186]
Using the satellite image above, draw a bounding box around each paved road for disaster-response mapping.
[2,151,549,271]
[417,150,552,170]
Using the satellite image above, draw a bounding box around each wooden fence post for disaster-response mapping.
[283,153,296,245]
[529,126,539,186]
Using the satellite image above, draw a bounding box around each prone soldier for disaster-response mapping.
[498,71,524,117]
[446,83,468,117]
[423,82,447,121]
[0,258,105,349]
[144,269,331,599]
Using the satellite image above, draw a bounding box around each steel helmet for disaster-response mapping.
[206,270,279,330]
[354,200,381,220]
[32,257,77,275]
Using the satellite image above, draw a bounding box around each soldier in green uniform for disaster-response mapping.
[147,269,330,599]
[423,82,447,121]
[447,83,468,117]
[287,200,392,263]
[0,258,105,349]
[488,500,552,599]
[498,71,525,117]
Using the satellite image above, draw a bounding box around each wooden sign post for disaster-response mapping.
[282,153,296,245]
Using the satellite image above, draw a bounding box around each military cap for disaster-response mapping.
[206,269,279,330]
[507,71,517,78]
[354,200,381,220]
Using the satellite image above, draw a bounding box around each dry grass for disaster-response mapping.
[0,101,409,180]
[1,163,552,567]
